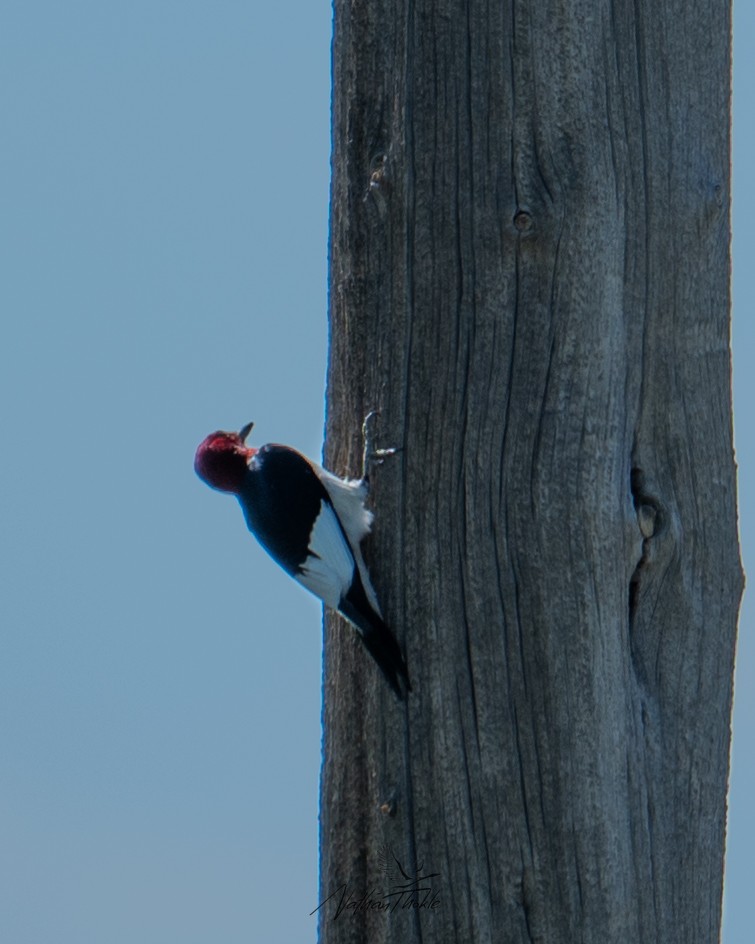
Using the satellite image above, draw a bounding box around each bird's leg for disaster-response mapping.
[361,410,400,484]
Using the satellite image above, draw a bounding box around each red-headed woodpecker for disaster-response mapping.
[193,419,410,699]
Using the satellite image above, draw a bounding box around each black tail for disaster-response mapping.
[339,583,411,700]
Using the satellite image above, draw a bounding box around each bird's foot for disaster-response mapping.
[362,410,401,483]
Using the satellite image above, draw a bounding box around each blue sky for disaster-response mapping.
[0,3,751,942]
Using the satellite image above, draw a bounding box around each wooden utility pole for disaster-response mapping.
[319,2,741,942]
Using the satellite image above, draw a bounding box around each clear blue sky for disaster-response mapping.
[0,3,751,942]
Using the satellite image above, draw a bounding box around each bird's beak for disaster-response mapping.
[239,421,254,442]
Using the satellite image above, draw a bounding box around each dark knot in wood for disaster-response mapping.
[513,209,533,232]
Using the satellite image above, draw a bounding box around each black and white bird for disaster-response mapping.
[193,417,410,699]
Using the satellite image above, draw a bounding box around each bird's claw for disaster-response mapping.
[362,410,401,483]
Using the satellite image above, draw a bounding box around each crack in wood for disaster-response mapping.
[628,465,664,628]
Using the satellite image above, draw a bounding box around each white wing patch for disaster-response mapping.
[295,499,355,609]
[311,466,382,617]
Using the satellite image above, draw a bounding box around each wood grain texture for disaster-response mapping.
[320,2,741,942]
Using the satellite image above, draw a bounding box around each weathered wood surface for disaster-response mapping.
[320,2,741,942]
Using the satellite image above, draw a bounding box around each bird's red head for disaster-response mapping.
[194,422,256,494]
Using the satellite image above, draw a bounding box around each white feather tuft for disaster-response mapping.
[312,467,373,543]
